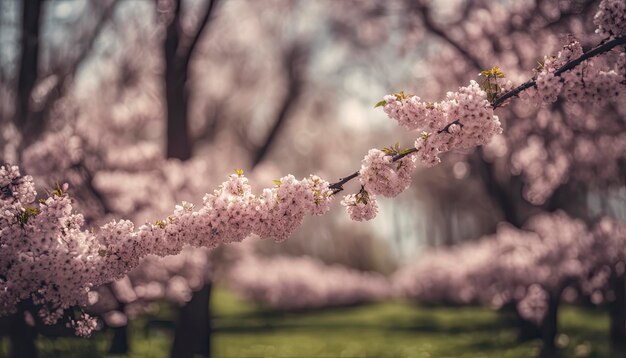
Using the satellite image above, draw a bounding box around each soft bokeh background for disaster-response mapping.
[1,0,625,357]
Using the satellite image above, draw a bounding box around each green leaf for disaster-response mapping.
[480,66,505,79]
[51,182,64,197]
[17,206,39,227]
[536,60,545,70]
[374,100,387,108]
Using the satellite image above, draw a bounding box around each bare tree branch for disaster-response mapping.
[413,3,484,71]
[16,0,120,147]
[164,0,220,160]
[181,0,218,71]
[251,43,308,168]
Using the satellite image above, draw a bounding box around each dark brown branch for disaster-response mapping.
[438,120,462,134]
[492,35,626,108]
[41,0,120,110]
[181,0,218,71]
[69,1,120,76]
[16,0,120,148]
[14,0,43,134]
[251,43,308,168]
[164,0,219,160]
[414,3,484,71]
[194,102,225,144]
[471,149,523,227]
[329,172,360,193]
[328,35,626,194]
[72,162,114,215]
[543,0,596,30]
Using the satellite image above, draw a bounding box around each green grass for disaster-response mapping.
[0,288,621,357]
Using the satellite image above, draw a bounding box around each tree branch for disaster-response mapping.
[328,35,626,194]
[492,35,626,108]
[44,0,120,106]
[251,43,308,168]
[18,0,120,147]
[72,162,114,215]
[181,0,218,71]
[414,3,484,71]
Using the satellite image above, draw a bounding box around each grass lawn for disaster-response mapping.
[0,287,620,357]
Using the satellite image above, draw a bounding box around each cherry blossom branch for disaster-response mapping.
[492,35,625,108]
[329,172,360,193]
[2,1,623,333]
[329,34,626,194]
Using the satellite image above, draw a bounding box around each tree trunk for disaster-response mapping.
[251,43,306,168]
[9,312,38,358]
[15,0,43,142]
[164,0,192,161]
[539,292,560,358]
[165,63,192,160]
[610,273,626,351]
[171,283,212,358]
[499,301,541,342]
[517,316,542,342]
[108,323,130,355]
[472,152,523,228]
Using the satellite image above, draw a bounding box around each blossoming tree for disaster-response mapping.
[0,1,624,357]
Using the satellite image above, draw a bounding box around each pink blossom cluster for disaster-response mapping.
[581,217,626,305]
[516,284,549,325]
[594,0,626,38]
[340,189,378,222]
[532,39,624,106]
[358,149,416,197]
[252,174,334,241]
[507,103,626,205]
[393,239,496,305]
[419,0,626,206]
[592,218,626,266]
[0,165,36,204]
[87,247,212,327]
[229,254,389,310]
[0,165,332,333]
[342,146,417,222]
[505,106,626,205]
[38,307,65,325]
[382,81,503,167]
[15,127,226,334]
[508,133,569,205]
[22,129,83,175]
[67,313,99,338]
[393,211,622,324]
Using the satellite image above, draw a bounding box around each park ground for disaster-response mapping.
[0,287,620,358]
